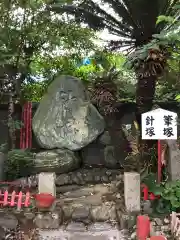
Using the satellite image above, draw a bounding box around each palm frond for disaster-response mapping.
[49,0,179,51]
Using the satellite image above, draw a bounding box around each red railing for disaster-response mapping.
[0,190,31,210]
[0,180,31,210]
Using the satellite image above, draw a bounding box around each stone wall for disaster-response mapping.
[0,101,180,171]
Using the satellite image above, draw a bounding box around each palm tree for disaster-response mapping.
[49,0,178,126]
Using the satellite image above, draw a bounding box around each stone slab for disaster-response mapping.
[38,229,127,240]
[38,172,56,196]
[124,172,140,212]
[166,140,180,180]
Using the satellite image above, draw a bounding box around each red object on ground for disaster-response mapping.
[158,140,162,183]
[34,193,55,208]
[137,215,150,240]
[150,236,167,240]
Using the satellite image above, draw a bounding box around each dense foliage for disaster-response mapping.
[0,0,96,100]
[50,0,180,128]
[0,0,180,181]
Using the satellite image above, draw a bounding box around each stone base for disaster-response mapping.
[37,225,129,240]
[18,168,122,188]
[0,179,171,240]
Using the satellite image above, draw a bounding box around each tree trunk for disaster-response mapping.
[8,93,16,149]
[135,74,157,127]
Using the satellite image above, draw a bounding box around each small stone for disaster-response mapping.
[119,229,129,238]
[161,225,170,232]
[91,203,117,221]
[119,213,136,229]
[84,173,94,183]
[0,213,18,229]
[99,131,111,145]
[66,222,86,231]
[116,193,121,199]
[154,218,163,226]
[0,226,5,239]
[150,222,156,236]
[73,176,81,184]
[93,184,109,194]
[154,231,163,236]
[106,170,112,176]
[76,172,85,184]
[72,206,90,221]
[24,212,35,220]
[151,221,156,226]
[63,188,93,198]
[101,175,109,182]
[164,218,169,224]
[57,185,81,193]
[115,180,123,188]
[116,174,123,180]
[34,212,61,229]
[56,174,70,185]
[130,231,136,239]
[142,200,153,214]
[94,175,101,181]
[156,225,162,231]
[62,205,73,220]
[88,223,113,231]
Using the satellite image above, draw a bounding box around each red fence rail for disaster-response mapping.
[0,190,31,210]
[0,181,31,210]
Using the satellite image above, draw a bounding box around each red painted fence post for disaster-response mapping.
[137,215,150,240]
[17,191,23,210]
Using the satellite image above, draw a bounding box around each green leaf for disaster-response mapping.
[152,33,166,40]
[175,94,180,101]
[173,4,180,9]
[151,185,164,195]
[171,198,180,208]
[156,15,175,25]
[147,44,160,50]
[142,173,157,192]
[165,181,178,189]
[154,199,171,214]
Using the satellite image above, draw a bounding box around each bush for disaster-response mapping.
[5,149,35,181]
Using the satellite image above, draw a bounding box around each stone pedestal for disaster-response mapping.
[166,140,180,180]
[38,172,56,196]
[124,172,140,213]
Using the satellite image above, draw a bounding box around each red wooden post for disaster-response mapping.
[10,191,16,206]
[137,215,150,240]
[24,192,30,207]
[17,191,23,210]
[3,190,8,206]
[142,185,149,200]
[158,140,162,183]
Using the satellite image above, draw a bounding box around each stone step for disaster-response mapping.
[34,201,119,229]
[54,183,123,224]
[37,223,130,240]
